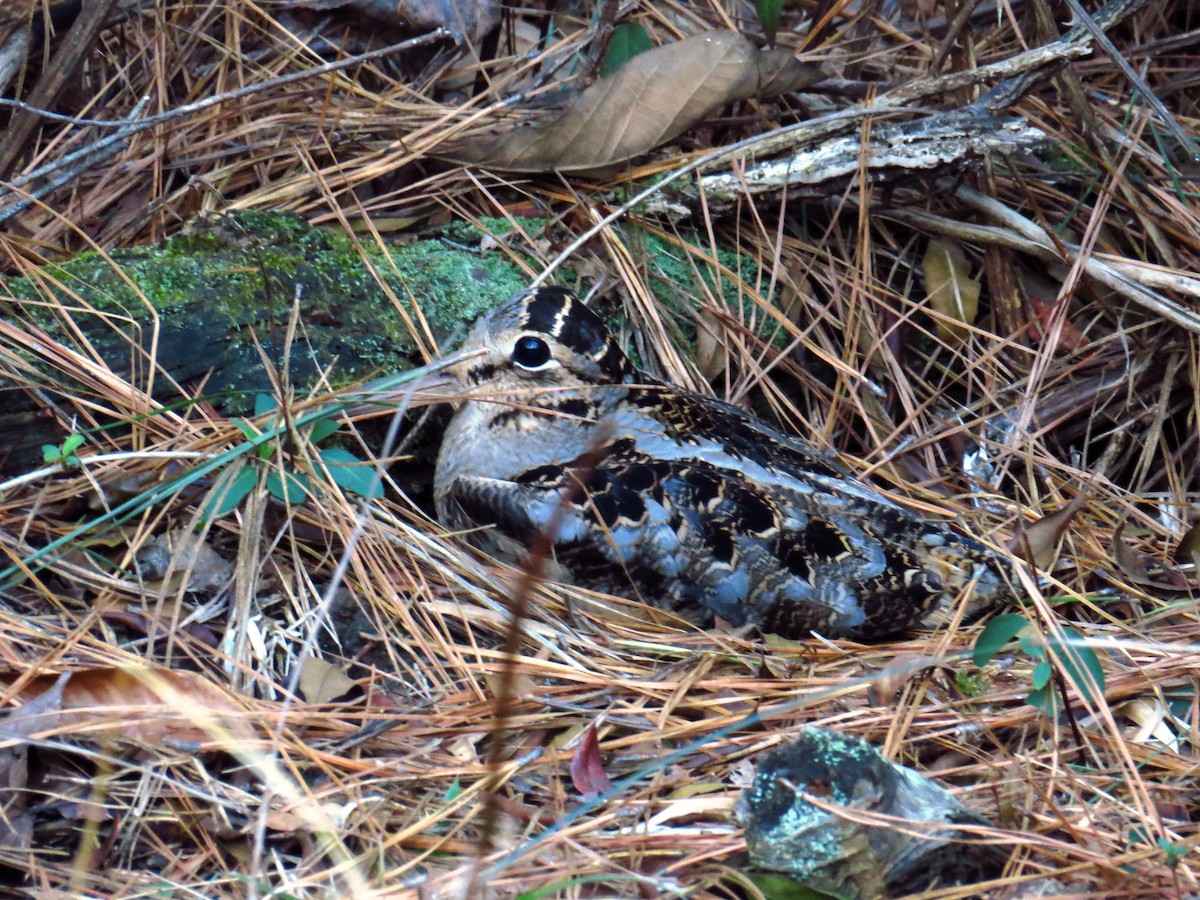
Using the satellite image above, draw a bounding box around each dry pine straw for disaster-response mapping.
[1,0,1200,896]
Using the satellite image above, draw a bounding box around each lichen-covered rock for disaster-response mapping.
[738,727,1009,899]
[1,210,533,413]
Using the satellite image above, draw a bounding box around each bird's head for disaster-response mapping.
[449,287,634,400]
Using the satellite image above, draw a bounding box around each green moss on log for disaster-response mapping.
[0,210,534,415]
[0,210,764,417]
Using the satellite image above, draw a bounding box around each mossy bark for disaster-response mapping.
[0,210,535,473]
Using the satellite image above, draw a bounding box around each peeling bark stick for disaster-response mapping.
[630,0,1149,215]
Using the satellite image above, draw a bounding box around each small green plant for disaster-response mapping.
[203,393,383,519]
[745,873,836,900]
[755,0,783,46]
[973,613,1106,715]
[954,670,988,698]
[1159,836,1188,868]
[42,433,86,469]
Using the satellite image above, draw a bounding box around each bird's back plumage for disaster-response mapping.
[434,287,1014,640]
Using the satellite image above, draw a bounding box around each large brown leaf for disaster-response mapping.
[443,31,821,172]
[3,667,257,748]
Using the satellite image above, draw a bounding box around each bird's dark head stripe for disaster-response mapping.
[515,287,632,381]
[596,342,630,379]
[520,287,575,335]
[521,288,608,358]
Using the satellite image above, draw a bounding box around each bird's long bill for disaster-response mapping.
[343,347,487,418]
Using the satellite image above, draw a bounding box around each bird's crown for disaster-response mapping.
[455,287,633,389]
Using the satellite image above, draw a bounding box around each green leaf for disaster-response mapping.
[202,465,259,519]
[1026,684,1059,715]
[1166,686,1197,720]
[42,434,85,467]
[601,22,653,77]
[755,0,783,44]
[308,417,341,444]
[265,469,310,503]
[972,613,1030,666]
[443,777,461,803]
[955,671,988,697]
[320,448,383,499]
[1158,837,1188,867]
[1019,632,1045,659]
[1129,825,1152,845]
[234,414,278,459]
[1052,627,1105,704]
[1031,660,1053,690]
[253,393,277,417]
[515,875,661,900]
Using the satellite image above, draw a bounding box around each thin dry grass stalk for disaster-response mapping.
[0,0,1199,897]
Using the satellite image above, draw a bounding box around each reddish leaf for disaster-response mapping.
[1022,294,1090,351]
[569,723,612,799]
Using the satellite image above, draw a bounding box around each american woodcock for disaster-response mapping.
[434,287,1015,640]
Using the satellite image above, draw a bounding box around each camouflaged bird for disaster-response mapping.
[434,287,1015,640]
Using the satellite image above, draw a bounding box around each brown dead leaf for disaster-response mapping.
[0,673,69,852]
[1110,521,1196,594]
[668,780,726,800]
[923,237,980,344]
[866,653,944,706]
[298,656,358,704]
[483,669,536,700]
[0,673,68,746]
[443,31,821,172]
[260,803,310,834]
[1009,505,1080,571]
[85,467,160,512]
[695,307,728,381]
[2,667,256,748]
[1015,264,1091,350]
[135,528,234,596]
[569,722,612,799]
[647,795,734,826]
[777,263,813,327]
[1174,521,1200,566]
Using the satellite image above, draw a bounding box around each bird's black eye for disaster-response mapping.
[512,335,552,369]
